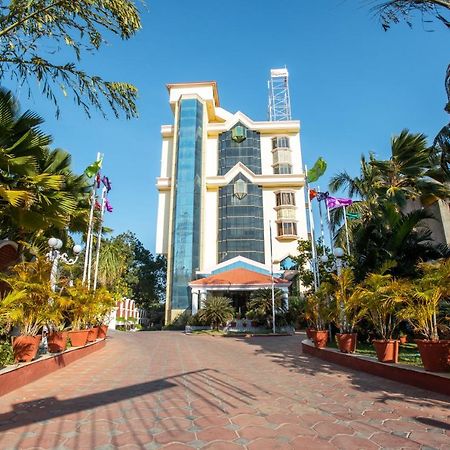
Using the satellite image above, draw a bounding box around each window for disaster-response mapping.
[276,192,296,206]
[274,163,292,174]
[273,149,291,164]
[277,222,298,236]
[272,136,290,149]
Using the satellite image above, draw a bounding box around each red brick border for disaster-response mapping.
[0,339,106,397]
[302,339,450,396]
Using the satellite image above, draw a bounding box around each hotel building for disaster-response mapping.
[156,81,308,323]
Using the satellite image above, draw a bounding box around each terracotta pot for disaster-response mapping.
[399,335,407,345]
[97,325,108,339]
[68,329,89,347]
[311,330,328,348]
[87,327,99,342]
[373,339,399,363]
[306,328,314,339]
[13,335,41,362]
[47,331,68,353]
[336,333,357,353]
[416,340,450,372]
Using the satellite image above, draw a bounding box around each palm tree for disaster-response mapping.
[0,88,91,245]
[198,296,234,330]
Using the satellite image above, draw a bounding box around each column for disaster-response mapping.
[192,289,199,315]
[199,290,207,309]
[282,289,289,310]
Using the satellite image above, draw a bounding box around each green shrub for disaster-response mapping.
[187,313,209,326]
[0,340,14,368]
[163,311,191,330]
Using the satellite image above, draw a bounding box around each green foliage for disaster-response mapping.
[0,258,56,335]
[399,259,450,340]
[0,340,13,368]
[329,130,450,280]
[0,88,91,245]
[163,311,191,330]
[0,0,142,118]
[248,288,285,328]
[198,296,234,330]
[304,284,332,331]
[187,313,209,326]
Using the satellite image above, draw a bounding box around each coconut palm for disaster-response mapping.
[198,296,234,330]
[0,88,91,244]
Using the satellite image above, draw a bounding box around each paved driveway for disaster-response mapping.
[0,331,449,449]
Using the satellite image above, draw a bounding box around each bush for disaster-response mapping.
[0,341,14,368]
[187,313,209,326]
[163,311,191,330]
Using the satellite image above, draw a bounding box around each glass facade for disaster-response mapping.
[170,99,203,310]
[218,174,265,263]
[218,123,261,175]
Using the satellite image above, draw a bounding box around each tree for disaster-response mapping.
[0,0,142,118]
[368,1,450,30]
[0,88,91,245]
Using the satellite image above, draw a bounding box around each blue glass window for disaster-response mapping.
[170,99,203,310]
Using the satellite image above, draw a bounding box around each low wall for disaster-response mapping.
[302,339,450,397]
[0,339,106,397]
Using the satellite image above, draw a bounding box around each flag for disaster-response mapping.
[102,176,112,192]
[316,191,329,202]
[105,199,113,213]
[326,196,353,210]
[84,157,103,178]
[309,189,317,201]
[346,212,360,220]
[307,157,327,183]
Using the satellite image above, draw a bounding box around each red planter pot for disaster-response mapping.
[68,330,89,347]
[399,336,407,345]
[47,331,68,353]
[373,339,399,363]
[306,328,314,340]
[97,325,108,339]
[336,333,357,353]
[415,340,450,372]
[13,335,41,362]
[86,327,98,342]
[311,330,328,348]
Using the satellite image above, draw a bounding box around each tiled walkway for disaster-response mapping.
[0,331,449,449]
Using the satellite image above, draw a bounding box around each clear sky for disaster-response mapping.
[6,1,449,252]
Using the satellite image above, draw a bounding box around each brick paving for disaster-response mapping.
[0,331,449,449]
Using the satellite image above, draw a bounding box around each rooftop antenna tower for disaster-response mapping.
[268,67,291,121]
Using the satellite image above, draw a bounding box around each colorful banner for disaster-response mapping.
[309,189,317,201]
[84,158,103,178]
[346,212,360,220]
[326,196,353,210]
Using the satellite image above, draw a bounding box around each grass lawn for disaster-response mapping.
[328,339,423,367]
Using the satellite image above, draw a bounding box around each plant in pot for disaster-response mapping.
[0,259,54,362]
[398,259,450,372]
[63,281,92,346]
[332,268,361,353]
[305,284,331,348]
[91,287,115,339]
[356,267,409,363]
[46,293,72,353]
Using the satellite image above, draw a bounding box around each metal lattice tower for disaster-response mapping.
[268,67,292,121]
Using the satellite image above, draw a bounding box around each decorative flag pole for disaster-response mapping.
[82,153,103,287]
[304,166,319,291]
[269,220,276,334]
[93,186,107,291]
[342,205,351,256]
[317,188,327,256]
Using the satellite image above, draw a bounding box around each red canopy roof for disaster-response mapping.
[190,268,290,287]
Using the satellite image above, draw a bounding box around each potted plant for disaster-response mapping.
[63,281,92,347]
[92,288,115,339]
[332,268,360,353]
[0,259,54,362]
[198,296,234,330]
[356,269,408,363]
[398,331,407,345]
[399,260,450,372]
[305,284,331,348]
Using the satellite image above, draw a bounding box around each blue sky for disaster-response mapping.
[6,1,449,252]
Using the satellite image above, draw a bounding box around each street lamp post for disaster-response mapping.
[47,238,82,291]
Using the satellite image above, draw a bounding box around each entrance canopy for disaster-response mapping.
[188,268,291,314]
